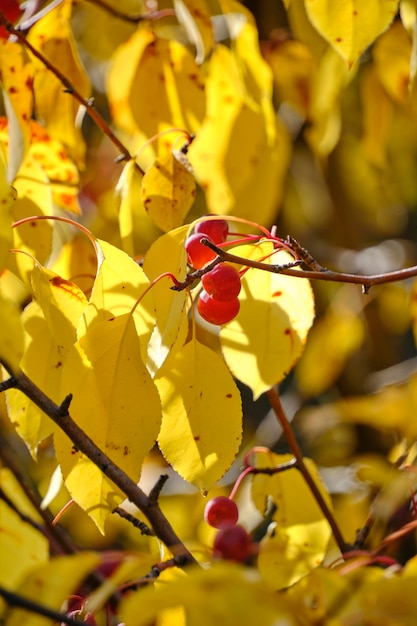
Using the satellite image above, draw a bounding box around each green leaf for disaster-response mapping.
[156,338,242,492]
[56,313,162,532]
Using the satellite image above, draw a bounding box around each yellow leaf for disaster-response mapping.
[4,553,99,626]
[0,147,14,271]
[56,313,162,532]
[0,291,23,375]
[220,243,315,400]
[361,65,394,167]
[296,308,365,397]
[78,238,155,362]
[0,40,33,183]
[107,28,205,150]
[120,562,296,626]
[0,468,49,590]
[305,0,400,67]
[141,151,196,232]
[306,46,352,156]
[372,20,412,103]
[114,160,161,257]
[156,338,242,492]
[142,225,189,375]
[174,0,214,64]
[28,0,91,164]
[251,452,332,589]
[188,44,266,214]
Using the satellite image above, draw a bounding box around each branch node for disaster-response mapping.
[148,474,169,505]
[58,393,73,417]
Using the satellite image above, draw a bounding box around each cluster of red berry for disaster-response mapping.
[204,496,253,563]
[185,219,242,325]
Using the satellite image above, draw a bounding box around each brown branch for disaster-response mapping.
[200,239,417,293]
[266,388,347,554]
[0,586,86,625]
[7,371,197,566]
[112,506,154,536]
[0,14,145,176]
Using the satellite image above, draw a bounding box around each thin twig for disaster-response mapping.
[112,507,154,536]
[148,474,169,504]
[266,388,347,554]
[0,586,86,626]
[0,15,145,176]
[6,371,197,565]
[200,239,417,292]
[84,0,175,23]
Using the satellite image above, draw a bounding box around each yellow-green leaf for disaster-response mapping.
[141,151,196,232]
[0,146,15,271]
[372,20,412,103]
[4,553,99,626]
[56,313,162,532]
[0,40,33,183]
[142,225,189,375]
[155,338,242,492]
[220,243,315,399]
[251,452,332,589]
[305,0,400,67]
[0,468,49,590]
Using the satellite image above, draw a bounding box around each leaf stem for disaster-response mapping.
[266,387,347,554]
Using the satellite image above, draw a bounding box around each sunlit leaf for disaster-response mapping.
[120,562,296,626]
[305,0,400,67]
[107,28,205,151]
[221,243,315,400]
[0,291,23,374]
[0,40,33,183]
[0,468,49,590]
[188,44,266,215]
[4,553,99,626]
[156,338,242,492]
[251,452,332,589]
[56,313,162,532]
[0,145,14,271]
[114,160,161,257]
[78,238,155,363]
[142,225,189,375]
[141,151,196,232]
[27,0,91,165]
[174,0,214,64]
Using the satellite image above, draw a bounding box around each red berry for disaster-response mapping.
[201,264,241,301]
[204,496,239,529]
[197,289,240,325]
[195,218,229,244]
[213,525,252,562]
[0,0,22,38]
[185,233,217,269]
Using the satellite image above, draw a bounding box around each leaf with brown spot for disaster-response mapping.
[141,151,196,232]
